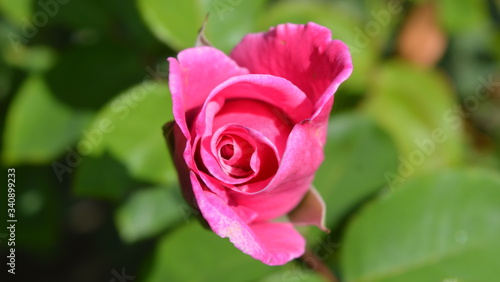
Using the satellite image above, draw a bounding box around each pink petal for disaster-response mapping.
[230,120,326,221]
[288,187,329,232]
[213,99,292,156]
[230,22,353,128]
[168,47,248,139]
[194,74,314,139]
[166,123,228,208]
[189,74,315,200]
[199,124,279,189]
[190,171,305,265]
[250,222,305,265]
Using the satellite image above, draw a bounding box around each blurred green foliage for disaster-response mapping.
[342,169,500,281]
[1,0,499,281]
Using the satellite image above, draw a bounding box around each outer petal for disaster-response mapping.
[230,22,352,105]
[288,186,329,232]
[190,171,305,265]
[168,46,248,139]
[194,74,313,138]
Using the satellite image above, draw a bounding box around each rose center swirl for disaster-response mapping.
[197,99,293,191]
[216,134,254,178]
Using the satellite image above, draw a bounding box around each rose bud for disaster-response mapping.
[164,23,352,265]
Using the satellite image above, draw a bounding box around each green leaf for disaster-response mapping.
[4,45,57,72]
[115,186,183,243]
[257,0,378,94]
[205,0,267,53]
[342,169,500,282]
[258,264,325,282]
[73,153,138,201]
[436,0,489,34]
[82,82,176,184]
[314,112,398,229]
[363,60,465,177]
[137,0,265,52]
[2,75,92,165]
[145,222,281,282]
[137,0,203,50]
[0,0,33,25]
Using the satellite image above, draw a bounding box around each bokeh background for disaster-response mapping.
[1,0,500,281]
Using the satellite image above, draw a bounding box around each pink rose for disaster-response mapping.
[165,23,352,265]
